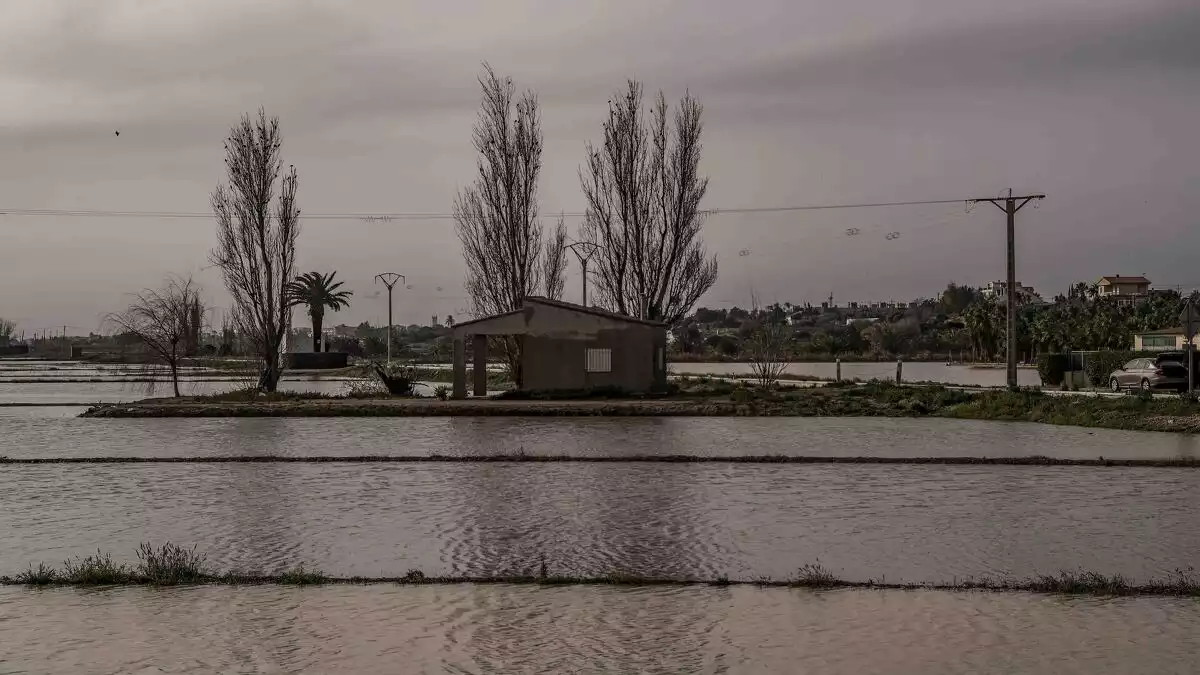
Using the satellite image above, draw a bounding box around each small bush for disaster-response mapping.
[1037,353,1069,387]
[136,542,206,585]
[17,563,59,586]
[1029,569,1131,594]
[434,385,450,401]
[792,562,838,588]
[279,564,326,586]
[370,362,416,396]
[62,551,131,585]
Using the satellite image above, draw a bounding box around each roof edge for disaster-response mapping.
[523,296,667,327]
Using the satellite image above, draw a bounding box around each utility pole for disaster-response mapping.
[1182,294,1197,399]
[374,273,405,364]
[565,241,600,306]
[970,190,1046,389]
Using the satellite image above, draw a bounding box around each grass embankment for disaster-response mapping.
[5,543,1198,597]
[76,381,1200,433]
[942,389,1200,433]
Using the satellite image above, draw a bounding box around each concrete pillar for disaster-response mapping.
[473,335,488,397]
[452,337,467,399]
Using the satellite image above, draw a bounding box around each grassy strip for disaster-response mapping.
[4,545,1199,597]
[3,455,1199,467]
[75,383,1200,434]
[940,389,1200,433]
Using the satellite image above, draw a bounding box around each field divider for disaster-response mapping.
[1,455,1197,467]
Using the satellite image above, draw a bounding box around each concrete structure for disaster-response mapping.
[1133,327,1190,352]
[450,297,668,398]
[1097,275,1150,298]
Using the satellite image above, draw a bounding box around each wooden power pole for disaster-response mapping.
[971,190,1046,389]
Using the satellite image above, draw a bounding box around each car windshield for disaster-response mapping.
[1123,360,1141,370]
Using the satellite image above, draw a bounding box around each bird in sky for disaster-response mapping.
[114,130,120,136]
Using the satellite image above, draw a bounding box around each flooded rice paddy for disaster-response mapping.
[0,357,1195,673]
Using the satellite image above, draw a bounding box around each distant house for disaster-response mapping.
[1134,327,1189,351]
[1097,275,1150,298]
[980,280,1043,305]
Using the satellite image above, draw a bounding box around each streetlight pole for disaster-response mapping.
[564,241,599,307]
[374,273,405,364]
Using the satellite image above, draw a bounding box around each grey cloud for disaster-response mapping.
[701,0,1200,98]
[1,0,1199,330]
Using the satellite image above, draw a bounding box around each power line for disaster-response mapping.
[0,197,990,222]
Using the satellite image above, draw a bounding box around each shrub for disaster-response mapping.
[62,551,131,585]
[279,564,326,585]
[17,563,59,585]
[434,385,450,401]
[1084,351,1156,387]
[792,562,838,588]
[136,542,206,585]
[369,362,417,396]
[1037,353,1069,386]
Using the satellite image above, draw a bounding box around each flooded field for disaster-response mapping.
[2,357,1197,673]
[4,412,1200,460]
[3,462,1197,582]
[2,585,1198,674]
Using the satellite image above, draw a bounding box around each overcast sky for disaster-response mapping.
[2,0,1198,334]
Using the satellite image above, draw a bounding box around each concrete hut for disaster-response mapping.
[450,297,668,398]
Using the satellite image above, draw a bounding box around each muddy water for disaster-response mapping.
[3,463,1197,582]
[2,585,1197,674]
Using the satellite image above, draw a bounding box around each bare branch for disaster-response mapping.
[209,108,300,392]
[743,292,790,389]
[580,82,718,327]
[106,276,205,398]
[541,217,568,301]
[454,64,554,382]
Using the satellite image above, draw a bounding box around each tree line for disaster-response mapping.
[671,282,1186,362]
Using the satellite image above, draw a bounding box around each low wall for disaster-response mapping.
[286,352,349,369]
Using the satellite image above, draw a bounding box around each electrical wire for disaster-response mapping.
[0,197,995,222]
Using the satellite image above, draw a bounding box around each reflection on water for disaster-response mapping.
[1,585,1197,674]
[6,413,1200,460]
[2,463,1198,582]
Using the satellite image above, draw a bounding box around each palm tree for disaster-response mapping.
[285,271,353,352]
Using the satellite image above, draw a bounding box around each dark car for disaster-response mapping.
[1109,355,1190,392]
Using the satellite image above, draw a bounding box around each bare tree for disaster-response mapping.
[454,64,565,382]
[107,277,204,398]
[542,217,568,301]
[210,109,300,393]
[0,317,15,344]
[743,293,790,389]
[580,80,718,327]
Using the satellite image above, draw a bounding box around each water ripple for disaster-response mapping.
[2,463,1198,582]
[3,586,1200,674]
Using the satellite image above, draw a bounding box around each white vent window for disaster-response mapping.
[586,348,612,373]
